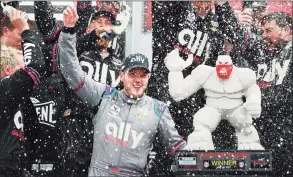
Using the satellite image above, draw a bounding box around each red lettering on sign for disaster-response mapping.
[200,153,248,158]
[251,160,269,165]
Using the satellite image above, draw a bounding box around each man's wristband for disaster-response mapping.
[62,27,76,34]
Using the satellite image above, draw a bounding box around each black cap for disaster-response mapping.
[90,10,116,24]
[121,54,151,73]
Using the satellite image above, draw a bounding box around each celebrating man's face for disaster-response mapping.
[261,20,286,46]
[87,15,113,49]
[120,68,150,98]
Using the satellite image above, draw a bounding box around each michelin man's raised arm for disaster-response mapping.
[58,5,106,108]
[164,49,205,102]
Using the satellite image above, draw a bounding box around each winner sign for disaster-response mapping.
[171,150,272,176]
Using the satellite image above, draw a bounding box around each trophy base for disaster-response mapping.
[171,150,272,176]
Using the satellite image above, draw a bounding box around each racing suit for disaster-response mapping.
[31,2,124,176]
[57,28,185,176]
[0,30,46,176]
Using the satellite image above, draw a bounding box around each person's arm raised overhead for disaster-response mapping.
[0,8,46,107]
[58,5,106,108]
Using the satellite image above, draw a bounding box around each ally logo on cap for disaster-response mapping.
[130,55,146,63]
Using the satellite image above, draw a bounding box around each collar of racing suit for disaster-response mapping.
[120,90,146,105]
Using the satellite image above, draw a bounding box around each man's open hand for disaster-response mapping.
[63,5,79,28]
[7,7,29,33]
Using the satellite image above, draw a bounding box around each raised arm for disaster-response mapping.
[215,2,260,55]
[75,1,93,37]
[0,9,46,108]
[164,49,205,101]
[58,5,105,108]
[215,2,243,45]
[34,1,62,43]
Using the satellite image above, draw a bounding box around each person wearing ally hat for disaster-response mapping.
[26,1,128,176]
[57,5,186,176]
[59,4,126,176]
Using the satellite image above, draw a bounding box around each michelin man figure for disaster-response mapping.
[164,49,264,150]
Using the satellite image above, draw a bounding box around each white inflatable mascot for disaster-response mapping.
[164,49,264,150]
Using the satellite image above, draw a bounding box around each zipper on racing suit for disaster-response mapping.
[117,102,132,166]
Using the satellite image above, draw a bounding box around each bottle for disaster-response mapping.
[2,5,29,21]
[99,32,116,39]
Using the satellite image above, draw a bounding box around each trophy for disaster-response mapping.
[164,50,272,176]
